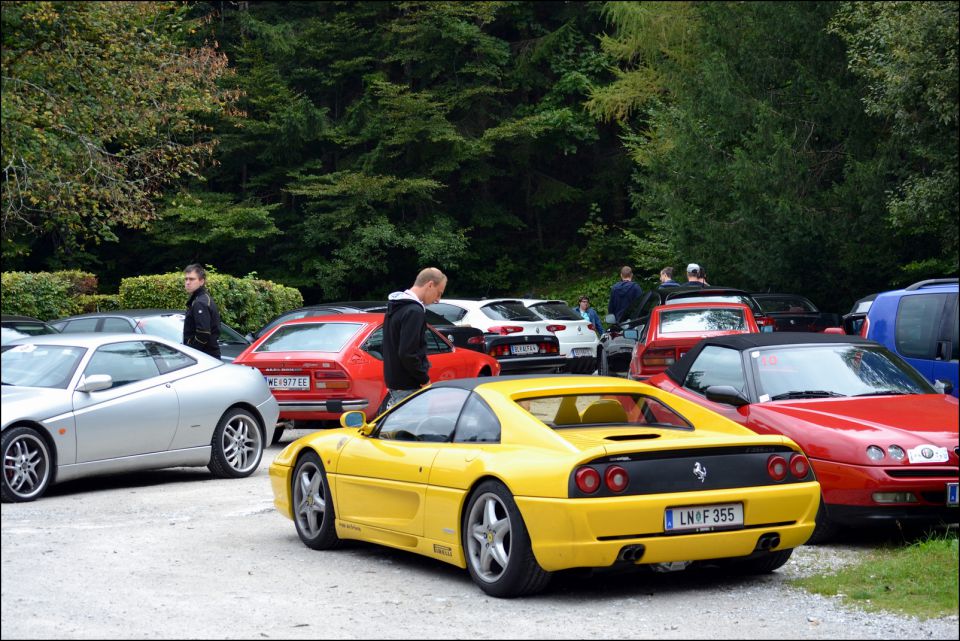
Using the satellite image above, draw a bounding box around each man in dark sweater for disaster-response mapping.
[182,263,221,359]
[380,267,447,413]
[607,265,644,322]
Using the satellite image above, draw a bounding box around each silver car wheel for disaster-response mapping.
[465,491,512,583]
[3,431,51,501]
[220,413,262,474]
[293,461,325,538]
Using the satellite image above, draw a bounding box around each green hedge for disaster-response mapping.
[119,271,303,334]
[0,270,98,320]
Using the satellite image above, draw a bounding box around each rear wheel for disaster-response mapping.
[208,408,263,478]
[731,548,793,574]
[462,480,551,597]
[292,451,341,550]
[807,500,838,544]
[1,426,52,503]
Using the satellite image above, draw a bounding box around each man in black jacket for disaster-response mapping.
[182,263,221,359]
[380,267,447,412]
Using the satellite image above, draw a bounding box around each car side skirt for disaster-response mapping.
[55,446,212,484]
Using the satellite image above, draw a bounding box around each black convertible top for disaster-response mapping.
[664,333,877,384]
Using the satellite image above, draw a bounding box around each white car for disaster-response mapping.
[520,299,599,373]
[427,299,568,373]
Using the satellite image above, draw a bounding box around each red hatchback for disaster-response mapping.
[627,302,760,381]
[233,313,500,425]
[647,333,959,541]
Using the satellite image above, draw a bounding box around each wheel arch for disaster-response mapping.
[2,421,59,483]
[223,401,267,440]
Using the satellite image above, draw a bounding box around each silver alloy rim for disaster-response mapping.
[3,433,50,499]
[466,491,512,583]
[294,462,325,538]
[221,413,262,473]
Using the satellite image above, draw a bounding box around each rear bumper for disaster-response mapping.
[497,355,568,373]
[278,398,369,419]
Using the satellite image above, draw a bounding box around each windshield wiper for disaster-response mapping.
[852,390,909,397]
[770,390,846,400]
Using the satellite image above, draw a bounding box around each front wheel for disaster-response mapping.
[292,451,341,550]
[208,407,264,478]
[462,480,551,598]
[1,426,53,503]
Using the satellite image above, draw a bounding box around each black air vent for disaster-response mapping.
[605,434,660,441]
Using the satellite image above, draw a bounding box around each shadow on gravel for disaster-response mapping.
[43,467,216,498]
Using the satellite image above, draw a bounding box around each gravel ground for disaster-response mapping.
[2,438,957,640]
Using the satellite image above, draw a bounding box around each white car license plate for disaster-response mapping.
[907,445,948,463]
[948,483,959,506]
[664,503,744,532]
[510,344,539,355]
[571,347,593,357]
[267,376,310,390]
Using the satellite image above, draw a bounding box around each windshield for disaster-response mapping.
[1,343,87,388]
[256,322,362,352]
[750,345,934,400]
[659,308,746,332]
[518,393,692,430]
[530,302,581,321]
[755,297,817,313]
[480,301,542,322]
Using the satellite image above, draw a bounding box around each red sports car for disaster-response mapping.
[628,302,760,381]
[647,333,959,541]
[233,313,501,425]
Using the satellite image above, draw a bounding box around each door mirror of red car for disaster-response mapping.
[704,385,751,408]
[934,379,954,395]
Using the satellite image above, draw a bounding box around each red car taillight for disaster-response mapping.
[488,344,510,357]
[545,324,566,333]
[604,465,629,492]
[767,455,788,481]
[641,347,676,369]
[574,467,601,493]
[488,325,523,335]
[467,335,485,345]
[313,362,350,389]
[587,323,595,332]
[789,453,810,479]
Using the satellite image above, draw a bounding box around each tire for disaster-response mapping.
[291,451,342,550]
[1,426,53,503]
[270,425,285,446]
[462,480,551,598]
[806,500,838,545]
[597,349,609,376]
[207,407,264,478]
[731,548,793,574]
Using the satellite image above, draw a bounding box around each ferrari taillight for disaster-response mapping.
[789,453,810,479]
[604,465,629,492]
[767,455,788,481]
[574,467,601,493]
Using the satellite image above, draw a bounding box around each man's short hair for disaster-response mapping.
[184,263,206,280]
[620,266,633,279]
[661,266,674,279]
[414,267,447,287]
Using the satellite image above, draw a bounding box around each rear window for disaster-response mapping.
[481,301,541,322]
[530,302,581,321]
[256,322,361,353]
[755,297,817,313]
[519,393,691,430]
[659,308,746,333]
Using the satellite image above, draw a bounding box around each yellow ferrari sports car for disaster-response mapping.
[270,375,820,597]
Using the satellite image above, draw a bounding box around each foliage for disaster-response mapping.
[76,293,120,313]
[118,270,302,334]
[1,270,79,319]
[1,1,239,263]
[792,529,959,619]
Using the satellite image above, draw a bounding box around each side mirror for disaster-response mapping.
[704,385,751,408]
[340,410,373,435]
[604,313,617,325]
[244,333,254,343]
[76,374,112,393]
[934,379,954,395]
[623,329,640,340]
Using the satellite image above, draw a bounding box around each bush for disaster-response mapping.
[76,294,120,313]
[1,271,79,320]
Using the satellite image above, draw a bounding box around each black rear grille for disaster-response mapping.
[884,468,958,479]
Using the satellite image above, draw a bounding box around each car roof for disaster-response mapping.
[54,309,181,321]
[3,332,183,349]
[663,332,877,384]
[1,314,47,322]
[277,313,381,325]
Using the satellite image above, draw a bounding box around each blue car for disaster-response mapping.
[859,278,958,397]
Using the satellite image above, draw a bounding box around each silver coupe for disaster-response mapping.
[1,333,280,502]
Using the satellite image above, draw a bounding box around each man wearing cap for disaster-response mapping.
[685,263,708,288]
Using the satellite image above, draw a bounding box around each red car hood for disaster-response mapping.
[745,395,959,464]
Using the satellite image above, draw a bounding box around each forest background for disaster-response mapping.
[2,1,957,314]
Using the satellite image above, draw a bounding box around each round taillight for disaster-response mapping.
[575,467,601,494]
[789,453,810,479]
[605,465,629,492]
[767,455,788,481]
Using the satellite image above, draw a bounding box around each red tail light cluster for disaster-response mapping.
[467,335,485,345]
[488,325,523,335]
[545,324,566,333]
[575,465,630,493]
[488,341,560,357]
[641,347,677,369]
[767,453,810,481]
[313,362,350,390]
